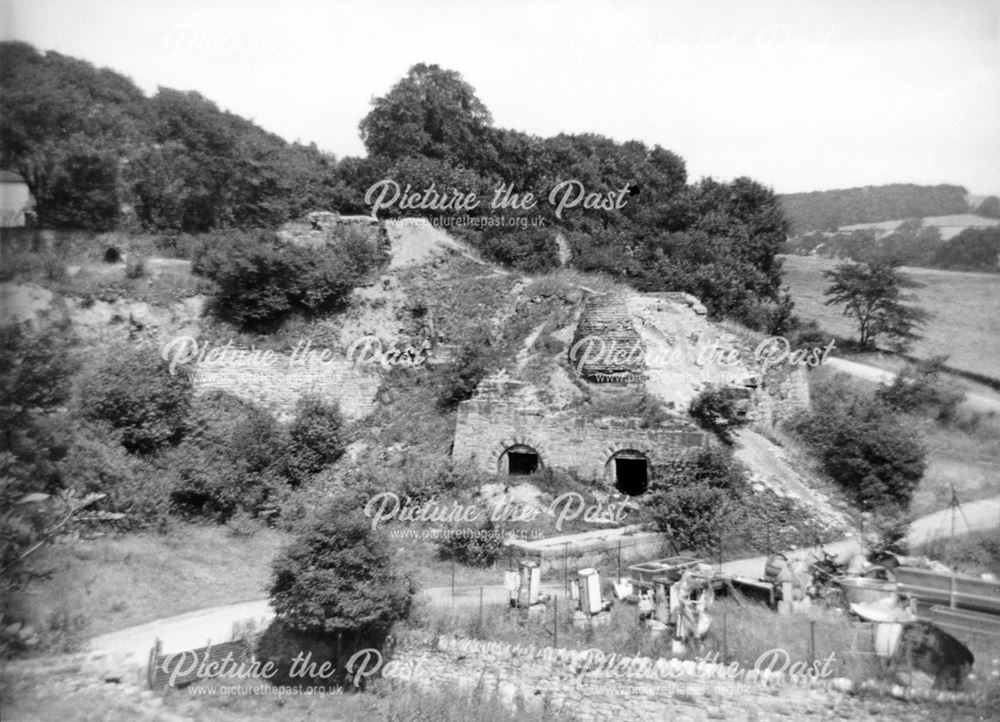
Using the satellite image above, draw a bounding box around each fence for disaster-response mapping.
[421,581,881,682]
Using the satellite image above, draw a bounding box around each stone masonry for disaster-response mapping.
[452,399,710,481]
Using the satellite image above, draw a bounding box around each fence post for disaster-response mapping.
[553,594,558,648]
[479,585,484,635]
[451,557,456,607]
[564,542,569,596]
[617,540,622,582]
[722,612,728,664]
[337,631,343,679]
[809,620,816,668]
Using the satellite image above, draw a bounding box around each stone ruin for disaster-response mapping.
[452,288,810,495]
[277,210,389,255]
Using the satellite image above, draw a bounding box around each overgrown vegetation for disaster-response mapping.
[191,229,379,329]
[265,493,415,687]
[790,373,926,511]
[688,387,752,442]
[3,47,795,332]
[876,355,965,423]
[79,345,193,455]
[643,448,826,556]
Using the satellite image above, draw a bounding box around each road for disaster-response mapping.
[88,496,1000,663]
[826,357,1000,415]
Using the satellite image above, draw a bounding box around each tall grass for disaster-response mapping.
[400,592,884,685]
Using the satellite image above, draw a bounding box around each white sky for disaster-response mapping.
[2,0,998,195]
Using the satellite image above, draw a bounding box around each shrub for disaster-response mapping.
[124,253,146,279]
[644,448,746,553]
[876,355,964,423]
[436,336,494,410]
[79,346,192,455]
[285,396,346,484]
[436,518,506,567]
[169,393,287,521]
[791,378,926,509]
[192,230,373,329]
[60,425,172,530]
[269,493,415,637]
[255,618,388,690]
[689,386,752,442]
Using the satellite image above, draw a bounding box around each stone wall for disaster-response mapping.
[277,211,388,255]
[381,636,929,722]
[750,365,811,431]
[452,400,710,482]
[191,355,379,422]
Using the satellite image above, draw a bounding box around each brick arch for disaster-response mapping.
[490,435,550,472]
[603,445,654,495]
[599,443,655,468]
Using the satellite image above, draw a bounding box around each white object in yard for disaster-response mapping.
[504,571,519,592]
[874,623,905,658]
[578,568,602,615]
[849,602,914,624]
[612,579,633,599]
[518,560,541,607]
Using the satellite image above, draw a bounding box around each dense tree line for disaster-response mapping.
[350,63,790,330]
[779,184,970,233]
[786,222,1000,272]
[0,41,342,231]
[3,46,793,330]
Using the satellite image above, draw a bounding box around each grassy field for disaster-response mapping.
[18,522,505,641]
[780,254,1000,382]
[20,524,291,637]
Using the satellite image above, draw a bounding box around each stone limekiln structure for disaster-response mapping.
[452,289,810,495]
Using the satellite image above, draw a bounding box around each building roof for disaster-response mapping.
[0,170,27,184]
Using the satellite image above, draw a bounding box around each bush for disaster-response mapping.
[876,355,964,423]
[169,392,287,520]
[436,517,506,567]
[192,230,373,329]
[124,253,146,279]
[436,336,494,410]
[79,346,192,455]
[791,377,926,509]
[644,448,823,556]
[255,618,389,690]
[644,448,746,552]
[689,386,752,442]
[60,425,172,530]
[269,493,415,636]
[285,396,346,484]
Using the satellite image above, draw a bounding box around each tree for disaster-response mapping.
[975,195,1000,219]
[792,378,926,510]
[823,260,930,350]
[0,41,147,229]
[360,63,495,171]
[285,396,346,484]
[0,323,101,631]
[269,493,414,635]
[932,227,1000,271]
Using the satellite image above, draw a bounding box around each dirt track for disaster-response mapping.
[88,496,1000,662]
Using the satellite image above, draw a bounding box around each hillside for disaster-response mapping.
[780,183,971,232]
[780,253,1000,382]
[837,213,1000,241]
